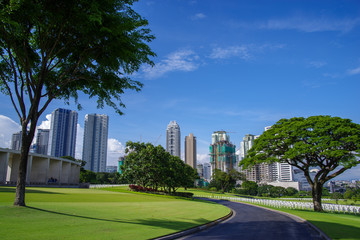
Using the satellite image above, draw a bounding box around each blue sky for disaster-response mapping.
[0,0,360,180]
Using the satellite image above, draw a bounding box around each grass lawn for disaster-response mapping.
[183,188,360,240]
[0,186,230,240]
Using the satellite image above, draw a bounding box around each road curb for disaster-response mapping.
[152,207,233,240]
[237,201,331,240]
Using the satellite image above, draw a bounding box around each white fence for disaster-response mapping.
[194,195,360,215]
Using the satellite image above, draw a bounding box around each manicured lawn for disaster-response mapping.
[0,187,230,240]
[183,188,360,240]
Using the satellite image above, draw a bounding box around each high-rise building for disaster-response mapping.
[239,132,277,183]
[166,121,181,158]
[82,114,109,172]
[11,131,22,150]
[209,131,236,173]
[196,163,203,178]
[203,162,212,181]
[48,108,78,157]
[185,133,196,168]
[239,134,258,159]
[35,129,49,155]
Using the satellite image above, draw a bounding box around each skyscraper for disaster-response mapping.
[239,127,291,183]
[82,114,109,172]
[48,108,78,157]
[240,134,262,182]
[203,162,212,181]
[11,131,22,150]
[185,133,196,168]
[209,131,236,173]
[196,163,203,177]
[35,129,49,155]
[166,121,181,158]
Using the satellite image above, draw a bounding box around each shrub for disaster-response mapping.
[170,192,194,198]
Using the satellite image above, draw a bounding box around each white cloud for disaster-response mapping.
[107,138,125,166]
[210,45,251,60]
[309,61,327,68]
[209,44,284,60]
[197,153,209,164]
[142,50,200,79]
[38,114,51,129]
[261,17,360,33]
[347,66,360,75]
[191,13,206,20]
[0,115,21,148]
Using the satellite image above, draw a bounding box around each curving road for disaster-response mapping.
[178,199,324,240]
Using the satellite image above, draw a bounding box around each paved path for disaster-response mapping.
[178,199,324,240]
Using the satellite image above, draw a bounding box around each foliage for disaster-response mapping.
[0,0,155,206]
[256,185,298,197]
[240,116,360,211]
[286,187,298,196]
[121,141,198,193]
[322,187,330,196]
[79,170,97,183]
[344,188,360,201]
[240,181,258,196]
[208,169,242,193]
[79,170,126,184]
[330,192,344,204]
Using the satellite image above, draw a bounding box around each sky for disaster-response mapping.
[0,0,360,180]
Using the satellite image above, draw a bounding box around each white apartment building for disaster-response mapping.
[166,121,181,158]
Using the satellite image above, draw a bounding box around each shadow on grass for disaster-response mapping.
[309,220,360,239]
[0,187,62,194]
[26,206,211,231]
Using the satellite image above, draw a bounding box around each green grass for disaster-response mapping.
[0,187,230,240]
[183,188,360,240]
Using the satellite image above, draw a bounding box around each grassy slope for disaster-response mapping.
[183,188,360,240]
[0,187,229,240]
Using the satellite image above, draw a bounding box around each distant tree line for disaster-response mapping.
[61,156,127,184]
[234,181,300,198]
[120,141,198,193]
[79,171,127,184]
[208,169,244,193]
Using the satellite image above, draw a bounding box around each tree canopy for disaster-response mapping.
[0,0,155,206]
[240,116,360,211]
[209,169,243,193]
[121,141,198,193]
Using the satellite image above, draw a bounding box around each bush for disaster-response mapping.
[170,192,194,198]
[128,184,158,192]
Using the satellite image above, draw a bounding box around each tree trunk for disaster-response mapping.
[312,182,323,212]
[13,129,34,206]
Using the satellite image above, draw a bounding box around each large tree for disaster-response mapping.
[240,116,360,211]
[121,141,197,193]
[0,0,155,206]
[209,169,242,193]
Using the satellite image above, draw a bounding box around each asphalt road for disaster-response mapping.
[178,199,324,240]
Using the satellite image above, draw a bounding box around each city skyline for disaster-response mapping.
[0,0,359,180]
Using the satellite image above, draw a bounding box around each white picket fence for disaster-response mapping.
[195,195,360,215]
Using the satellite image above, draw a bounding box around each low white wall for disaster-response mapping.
[267,181,300,190]
[0,148,80,185]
